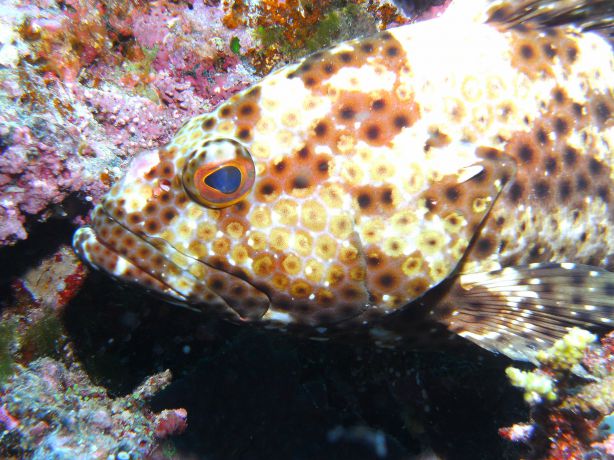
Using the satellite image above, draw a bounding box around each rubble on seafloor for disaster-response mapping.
[500,329,614,459]
[0,357,186,459]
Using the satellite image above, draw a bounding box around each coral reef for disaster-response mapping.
[0,0,260,246]
[0,357,186,458]
[500,329,614,459]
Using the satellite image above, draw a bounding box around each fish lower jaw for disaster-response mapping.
[72,225,189,303]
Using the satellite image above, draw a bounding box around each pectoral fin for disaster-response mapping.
[435,263,614,362]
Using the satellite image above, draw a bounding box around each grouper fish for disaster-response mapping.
[73,0,614,362]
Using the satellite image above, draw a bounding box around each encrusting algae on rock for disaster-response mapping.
[74,0,614,363]
[501,328,614,459]
[506,327,596,404]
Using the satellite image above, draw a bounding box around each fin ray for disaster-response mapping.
[486,0,614,44]
[437,263,614,362]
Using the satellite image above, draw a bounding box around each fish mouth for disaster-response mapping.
[73,206,270,321]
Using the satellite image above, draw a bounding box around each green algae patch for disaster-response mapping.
[21,312,65,361]
[0,318,18,383]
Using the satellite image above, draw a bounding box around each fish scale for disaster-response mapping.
[74,0,614,362]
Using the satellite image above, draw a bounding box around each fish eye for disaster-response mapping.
[182,138,255,208]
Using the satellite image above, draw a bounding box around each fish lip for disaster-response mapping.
[73,214,192,305]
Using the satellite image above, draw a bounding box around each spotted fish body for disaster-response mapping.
[74,0,614,361]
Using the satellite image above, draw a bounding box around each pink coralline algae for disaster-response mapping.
[0,357,186,458]
[0,0,258,246]
[500,330,614,460]
[154,408,189,439]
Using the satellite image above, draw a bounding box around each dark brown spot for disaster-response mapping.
[472,169,487,184]
[445,186,460,202]
[553,88,565,103]
[381,188,393,205]
[210,278,225,291]
[544,156,557,174]
[366,253,381,267]
[566,45,578,63]
[558,179,572,200]
[371,99,385,111]
[342,287,361,300]
[596,101,611,124]
[357,193,372,209]
[339,52,352,63]
[394,114,410,129]
[161,164,173,177]
[598,185,610,202]
[305,77,317,87]
[536,128,548,145]
[564,146,577,166]
[238,105,254,117]
[237,128,251,140]
[260,183,275,195]
[542,42,556,58]
[145,220,160,233]
[509,182,523,202]
[202,118,216,129]
[340,107,355,120]
[314,121,328,137]
[475,237,494,254]
[162,209,177,222]
[128,213,143,225]
[365,125,380,140]
[361,43,374,53]
[554,117,569,135]
[576,173,588,191]
[246,86,261,98]
[297,146,310,159]
[520,44,535,59]
[317,159,329,173]
[386,45,399,57]
[424,196,437,211]
[292,175,310,189]
[176,195,188,206]
[378,273,396,288]
[534,180,549,198]
[572,103,583,117]
[144,203,157,215]
[518,143,533,163]
[274,160,286,173]
[323,63,335,74]
[588,157,603,175]
[220,106,232,117]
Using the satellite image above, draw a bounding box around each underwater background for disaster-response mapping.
[0,0,613,458]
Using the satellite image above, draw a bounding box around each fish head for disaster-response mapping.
[74,29,516,327]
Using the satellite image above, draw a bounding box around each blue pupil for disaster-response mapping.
[204,166,242,194]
